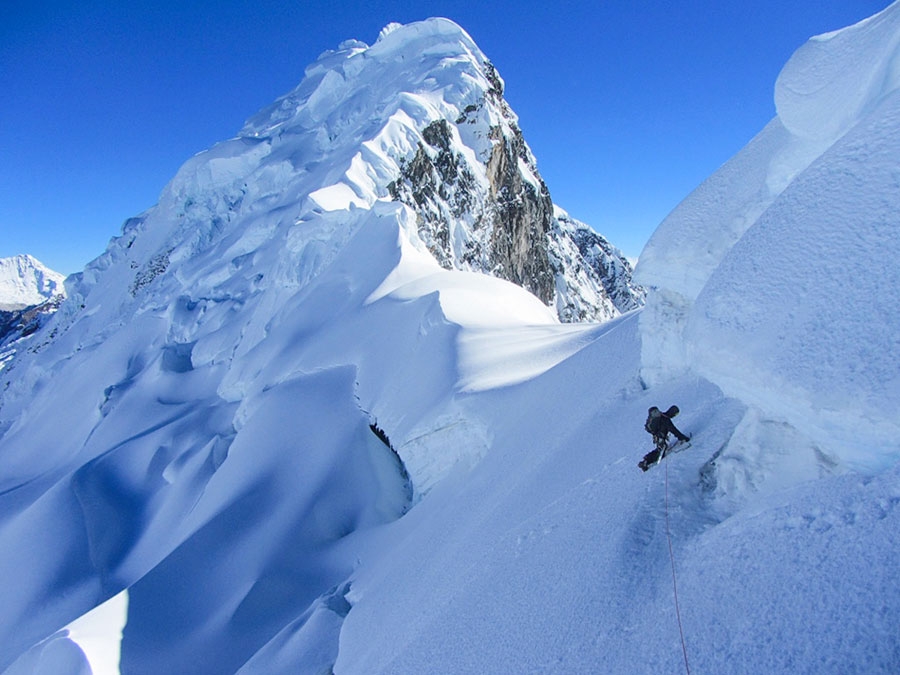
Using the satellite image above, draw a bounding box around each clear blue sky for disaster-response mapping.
[1,0,891,274]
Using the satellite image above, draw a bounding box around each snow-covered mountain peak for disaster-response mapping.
[239,18,501,144]
[68,17,640,331]
[0,254,65,310]
[5,17,641,504]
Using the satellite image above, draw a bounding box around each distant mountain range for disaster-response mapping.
[0,255,66,362]
[0,254,65,311]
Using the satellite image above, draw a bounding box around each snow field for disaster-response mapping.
[1,183,588,672]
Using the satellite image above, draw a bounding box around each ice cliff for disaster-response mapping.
[635,2,900,484]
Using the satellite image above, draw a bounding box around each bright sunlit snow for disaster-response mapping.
[2,8,900,674]
[64,592,129,675]
[0,255,65,310]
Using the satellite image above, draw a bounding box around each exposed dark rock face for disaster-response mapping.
[385,56,644,322]
[0,296,63,351]
[567,220,646,313]
[484,125,555,304]
[388,113,556,306]
[388,120,479,270]
[388,115,643,320]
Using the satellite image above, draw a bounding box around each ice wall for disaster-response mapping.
[635,1,900,472]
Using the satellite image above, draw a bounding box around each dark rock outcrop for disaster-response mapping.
[387,65,642,321]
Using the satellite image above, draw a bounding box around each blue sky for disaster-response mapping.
[1,0,890,275]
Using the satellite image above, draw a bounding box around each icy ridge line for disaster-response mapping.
[635,1,900,475]
[64,17,641,326]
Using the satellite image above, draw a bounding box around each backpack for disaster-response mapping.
[644,407,663,435]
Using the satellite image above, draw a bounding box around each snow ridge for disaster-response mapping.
[0,18,634,672]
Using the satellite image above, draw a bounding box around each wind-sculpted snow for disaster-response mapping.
[636,2,900,486]
[0,74,599,671]
[0,182,615,672]
[774,3,900,144]
[2,12,899,675]
[689,91,900,473]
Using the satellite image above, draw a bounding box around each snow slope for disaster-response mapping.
[2,10,900,675]
[0,19,619,671]
[0,255,65,310]
[334,12,900,656]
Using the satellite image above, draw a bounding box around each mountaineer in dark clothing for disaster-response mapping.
[639,405,690,472]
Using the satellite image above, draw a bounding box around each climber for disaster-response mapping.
[638,405,690,472]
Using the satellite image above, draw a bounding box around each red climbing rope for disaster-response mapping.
[664,458,691,675]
